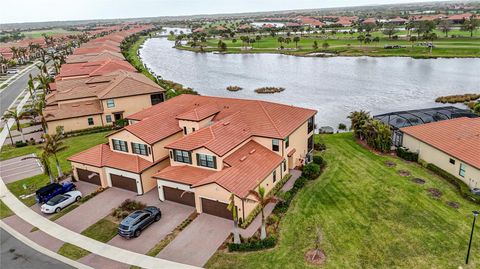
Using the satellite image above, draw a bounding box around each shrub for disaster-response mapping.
[266,214,280,226]
[426,163,479,204]
[15,141,28,148]
[302,163,321,180]
[228,235,277,252]
[396,147,419,162]
[293,177,307,191]
[314,142,326,151]
[313,155,324,166]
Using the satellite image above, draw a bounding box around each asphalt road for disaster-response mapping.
[0,228,74,269]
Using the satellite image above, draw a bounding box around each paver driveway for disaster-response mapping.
[55,187,134,232]
[157,214,232,267]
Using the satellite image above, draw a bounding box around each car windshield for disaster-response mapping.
[119,224,129,230]
[46,195,64,205]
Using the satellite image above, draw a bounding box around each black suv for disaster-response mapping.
[118,206,161,238]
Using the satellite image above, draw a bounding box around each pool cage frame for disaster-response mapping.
[373,106,478,147]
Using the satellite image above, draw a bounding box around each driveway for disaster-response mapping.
[55,187,134,232]
[157,214,232,267]
[0,154,43,183]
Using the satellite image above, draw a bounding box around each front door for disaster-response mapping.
[113,112,123,121]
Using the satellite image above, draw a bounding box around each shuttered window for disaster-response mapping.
[197,153,217,169]
[132,142,148,156]
[112,139,128,152]
[174,150,192,164]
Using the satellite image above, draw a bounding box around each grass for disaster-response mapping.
[0,201,14,219]
[2,131,110,207]
[177,32,480,58]
[21,28,80,39]
[206,132,479,269]
[57,218,118,260]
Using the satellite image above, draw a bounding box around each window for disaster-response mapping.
[307,135,314,152]
[308,117,314,133]
[459,163,466,177]
[150,93,164,105]
[283,159,287,172]
[106,99,115,108]
[112,139,128,152]
[87,117,94,126]
[183,126,187,135]
[272,139,279,152]
[285,136,289,148]
[273,170,277,183]
[449,158,455,165]
[174,150,191,164]
[197,154,217,168]
[192,127,196,132]
[132,142,148,156]
[106,115,112,123]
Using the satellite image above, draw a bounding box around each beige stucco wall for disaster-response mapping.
[152,132,183,163]
[141,158,170,194]
[46,114,103,134]
[286,120,313,169]
[102,94,159,119]
[403,133,480,188]
[178,115,215,135]
[71,162,108,187]
[108,129,153,162]
[169,147,222,171]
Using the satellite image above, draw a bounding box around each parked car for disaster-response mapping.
[35,182,76,204]
[40,190,82,214]
[6,69,19,74]
[118,206,161,238]
[472,188,480,196]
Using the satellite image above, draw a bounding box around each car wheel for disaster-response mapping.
[55,207,61,213]
[154,214,161,222]
[75,196,81,202]
[134,230,141,237]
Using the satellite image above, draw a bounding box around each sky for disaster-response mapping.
[1,0,445,24]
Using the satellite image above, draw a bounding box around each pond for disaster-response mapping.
[140,36,480,128]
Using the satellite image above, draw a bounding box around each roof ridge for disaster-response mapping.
[258,101,282,137]
[97,74,127,98]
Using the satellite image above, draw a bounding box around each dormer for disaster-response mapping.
[176,102,220,135]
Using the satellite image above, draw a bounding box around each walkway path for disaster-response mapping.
[0,179,199,269]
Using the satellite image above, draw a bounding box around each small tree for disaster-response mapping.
[312,40,318,50]
[322,41,329,49]
[247,186,278,240]
[293,36,300,49]
[382,25,399,39]
[438,20,452,37]
[227,194,241,244]
[2,108,27,142]
[338,123,347,131]
[461,16,480,37]
[23,151,55,183]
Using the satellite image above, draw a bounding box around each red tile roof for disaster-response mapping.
[68,144,155,173]
[152,165,216,185]
[65,51,125,64]
[401,117,480,169]
[44,100,103,121]
[57,60,135,80]
[175,102,220,121]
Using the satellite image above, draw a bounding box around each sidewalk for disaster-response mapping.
[0,179,199,269]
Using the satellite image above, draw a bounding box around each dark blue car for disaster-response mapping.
[35,182,76,204]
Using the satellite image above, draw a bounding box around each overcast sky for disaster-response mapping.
[2,0,444,24]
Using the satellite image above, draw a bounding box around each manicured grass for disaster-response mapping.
[57,218,118,260]
[206,133,479,269]
[57,243,90,260]
[3,131,110,206]
[21,28,80,39]
[0,201,14,219]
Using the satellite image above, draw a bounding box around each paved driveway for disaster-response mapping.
[55,187,135,232]
[157,214,232,267]
[0,154,43,183]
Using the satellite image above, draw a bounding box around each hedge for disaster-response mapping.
[302,163,321,180]
[228,235,277,252]
[426,163,479,204]
[396,147,419,162]
[63,125,119,137]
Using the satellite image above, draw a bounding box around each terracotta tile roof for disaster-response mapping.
[68,144,154,173]
[44,100,103,121]
[65,51,125,64]
[73,45,121,55]
[152,165,216,185]
[57,60,135,80]
[194,140,283,197]
[166,113,252,156]
[126,95,316,145]
[176,102,220,121]
[401,117,480,169]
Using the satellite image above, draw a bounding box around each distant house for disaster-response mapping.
[401,117,480,189]
[447,13,474,24]
[362,18,377,25]
[389,17,408,25]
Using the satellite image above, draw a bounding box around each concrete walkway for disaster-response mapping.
[0,179,199,269]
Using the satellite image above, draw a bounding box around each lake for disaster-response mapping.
[140,36,480,128]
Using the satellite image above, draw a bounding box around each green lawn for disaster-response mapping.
[58,218,118,260]
[2,131,110,206]
[206,133,479,269]
[0,201,14,219]
[21,28,81,39]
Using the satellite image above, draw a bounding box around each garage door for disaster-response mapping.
[163,186,195,207]
[201,198,232,219]
[110,174,137,192]
[76,168,101,185]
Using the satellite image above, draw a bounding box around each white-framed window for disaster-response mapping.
[197,153,216,168]
[459,163,466,177]
[106,99,115,108]
[112,139,128,152]
[272,139,279,152]
[106,115,112,123]
[285,136,290,148]
[174,150,191,164]
[87,117,94,126]
[132,142,148,156]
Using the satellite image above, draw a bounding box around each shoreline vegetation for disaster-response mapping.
[226,85,242,92]
[254,87,285,94]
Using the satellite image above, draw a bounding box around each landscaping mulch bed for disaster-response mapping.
[427,188,443,199]
[398,170,411,177]
[411,178,426,185]
[384,161,396,168]
[305,249,326,265]
[446,201,460,209]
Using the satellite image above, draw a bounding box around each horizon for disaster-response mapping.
[2,0,450,24]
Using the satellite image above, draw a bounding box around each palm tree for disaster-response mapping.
[23,151,55,183]
[438,20,452,37]
[348,110,371,140]
[44,133,68,178]
[24,100,46,132]
[2,108,27,142]
[461,16,480,37]
[227,194,241,244]
[293,36,300,49]
[277,36,284,48]
[247,186,278,240]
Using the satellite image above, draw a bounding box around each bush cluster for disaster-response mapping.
[111,199,147,220]
[228,235,277,252]
[302,163,321,180]
[15,141,28,148]
[313,155,324,166]
[396,147,419,162]
[63,125,118,137]
[426,163,479,204]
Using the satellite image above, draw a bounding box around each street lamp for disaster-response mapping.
[466,210,479,264]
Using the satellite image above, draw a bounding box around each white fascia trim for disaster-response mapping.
[105,167,142,195]
[156,179,192,201]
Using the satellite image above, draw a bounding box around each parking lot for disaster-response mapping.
[0,154,44,183]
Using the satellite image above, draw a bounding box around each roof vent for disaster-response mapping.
[249,149,256,154]
[240,156,247,162]
[71,104,80,107]
[223,122,230,126]
[85,102,93,105]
